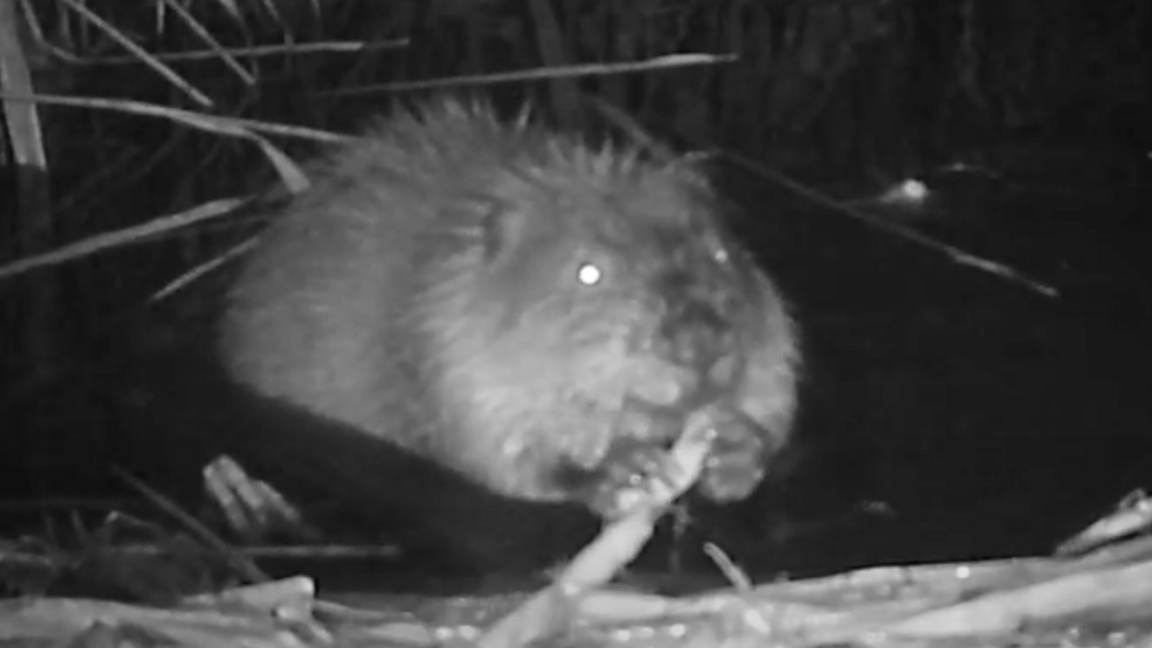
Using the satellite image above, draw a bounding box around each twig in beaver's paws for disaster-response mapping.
[476,407,720,648]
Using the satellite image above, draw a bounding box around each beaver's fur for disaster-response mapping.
[219,99,800,529]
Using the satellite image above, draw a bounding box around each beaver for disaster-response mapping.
[218,99,800,549]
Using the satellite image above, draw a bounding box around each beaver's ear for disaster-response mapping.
[474,195,532,265]
[442,189,532,266]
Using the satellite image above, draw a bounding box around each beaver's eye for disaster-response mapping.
[576,261,604,287]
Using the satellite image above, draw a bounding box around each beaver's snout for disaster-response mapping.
[652,265,749,394]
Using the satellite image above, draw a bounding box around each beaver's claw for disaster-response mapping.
[696,413,767,502]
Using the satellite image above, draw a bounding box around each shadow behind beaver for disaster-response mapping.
[111,337,602,575]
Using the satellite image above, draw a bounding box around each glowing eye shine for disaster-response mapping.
[577,262,603,286]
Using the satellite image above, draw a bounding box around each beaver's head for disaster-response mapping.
[415,129,799,507]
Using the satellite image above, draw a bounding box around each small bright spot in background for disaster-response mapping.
[878,178,931,207]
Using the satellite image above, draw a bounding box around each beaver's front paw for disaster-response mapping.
[696,414,768,503]
[583,438,682,519]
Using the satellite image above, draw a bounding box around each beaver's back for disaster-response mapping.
[222,102,553,454]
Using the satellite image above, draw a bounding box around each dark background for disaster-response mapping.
[0,0,1149,591]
